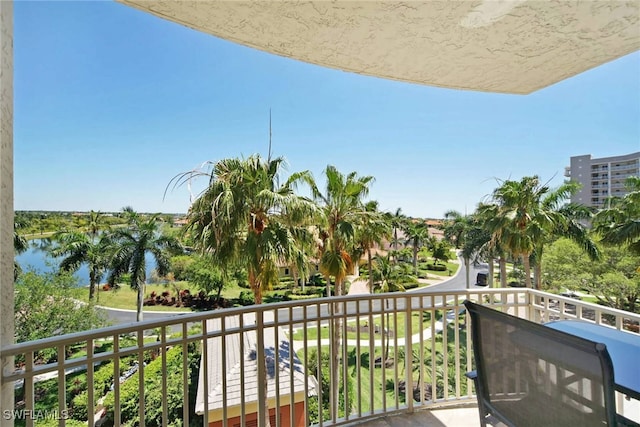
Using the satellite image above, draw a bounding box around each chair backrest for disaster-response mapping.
[464,300,617,427]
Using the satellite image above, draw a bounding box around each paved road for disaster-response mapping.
[100,306,185,326]
[101,254,491,326]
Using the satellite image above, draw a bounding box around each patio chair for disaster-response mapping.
[463,300,622,427]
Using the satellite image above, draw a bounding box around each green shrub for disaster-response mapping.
[37,419,87,427]
[307,348,355,424]
[288,294,323,301]
[101,344,200,426]
[404,282,420,290]
[237,290,256,305]
[426,264,447,271]
[70,391,88,421]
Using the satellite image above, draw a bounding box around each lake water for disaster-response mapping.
[15,239,157,287]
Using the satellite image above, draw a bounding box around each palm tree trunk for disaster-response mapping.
[523,254,532,289]
[367,248,373,293]
[488,260,494,288]
[464,257,470,289]
[413,243,418,276]
[325,274,331,297]
[393,229,399,263]
[499,256,507,288]
[137,283,144,322]
[534,263,542,290]
[89,269,97,300]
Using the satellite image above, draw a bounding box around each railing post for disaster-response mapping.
[0,1,14,425]
[404,295,413,413]
[256,311,268,427]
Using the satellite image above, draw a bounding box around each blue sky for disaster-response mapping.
[14,1,640,218]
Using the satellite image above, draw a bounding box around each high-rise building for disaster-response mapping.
[565,152,640,209]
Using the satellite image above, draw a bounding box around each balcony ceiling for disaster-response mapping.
[117,0,640,94]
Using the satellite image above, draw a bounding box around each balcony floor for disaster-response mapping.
[350,407,482,427]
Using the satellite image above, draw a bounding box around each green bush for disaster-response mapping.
[70,391,88,421]
[237,290,256,305]
[404,282,420,290]
[101,344,200,426]
[288,294,323,301]
[307,348,355,424]
[37,419,87,427]
[426,264,447,271]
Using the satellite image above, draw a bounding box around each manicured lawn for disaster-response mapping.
[290,310,463,341]
[70,282,262,311]
[422,261,460,277]
[70,283,195,312]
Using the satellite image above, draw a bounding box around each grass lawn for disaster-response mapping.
[70,282,265,311]
[420,260,460,277]
[290,310,464,341]
[70,283,195,312]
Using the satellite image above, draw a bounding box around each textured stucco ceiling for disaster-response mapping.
[117,0,640,94]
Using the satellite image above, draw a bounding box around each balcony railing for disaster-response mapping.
[1,289,639,427]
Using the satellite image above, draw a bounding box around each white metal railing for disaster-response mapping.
[1,289,639,427]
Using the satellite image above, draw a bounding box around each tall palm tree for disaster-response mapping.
[386,208,406,263]
[443,210,476,288]
[595,176,640,255]
[402,221,430,276]
[355,201,391,292]
[372,255,414,360]
[480,177,553,288]
[532,201,599,289]
[310,165,374,297]
[51,231,113,301]
[308,165,373,419]
[481,176,598,289]
[178,155,317,427]
[474,205,510,287]
[443,210,472,249]
[181,155,318,304]
[108,212,181,321]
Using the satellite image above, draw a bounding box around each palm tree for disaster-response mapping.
[481,176,598,289]
[181,155,318,304]
[108,211,181,321]
[308,165,373,419]
[178,155,317,427]
[386,208,406,263]
[355,201,391,292]
[51,231,113,301]
[443,210,471,249]
[595,176,640,255]
[310,165,374,297]
[480,177,553,288]
[474,205,510,287]
[14,219,29,280]
[402,221,430,276]
[532,201,599,289]
[372,255,414,361]
[443,210,476,288]
[86,210,109,238]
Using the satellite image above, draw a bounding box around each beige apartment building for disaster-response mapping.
[565,152,640,209]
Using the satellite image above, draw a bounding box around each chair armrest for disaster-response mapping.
[465,370,477,380]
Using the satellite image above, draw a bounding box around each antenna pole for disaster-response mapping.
[268,108,272,161]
